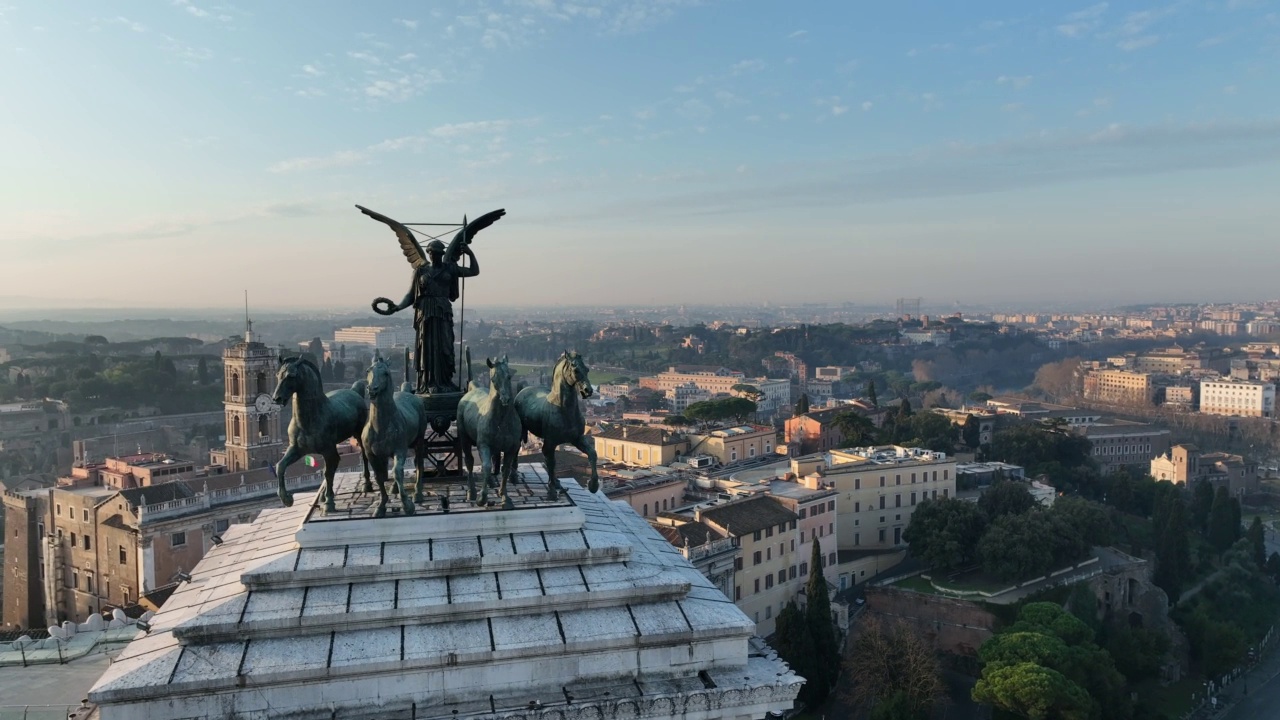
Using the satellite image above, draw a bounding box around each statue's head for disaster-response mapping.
[486,355,514,405]
[366,357,393,397]
[273,355,309,404]
[559,350,593,399]
[425,240,446,264]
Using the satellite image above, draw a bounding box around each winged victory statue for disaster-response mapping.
[360,205,506,394]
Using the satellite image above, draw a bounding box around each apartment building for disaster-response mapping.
[767,480,839,587]
[1078,420,1171,475]
[650,518,738,602]
[791,446,957,552]
[603,473,687,518]
[685,424,776,465]
[696,495,800,637]
[1199,379,1276,418]
[784,403,881,455]
[1150,444,1259,495]
[592,426,689,468]
[332,325,415,350]
[1082,369,1157,405]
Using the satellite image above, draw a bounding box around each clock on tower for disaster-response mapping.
[217,314,284,473]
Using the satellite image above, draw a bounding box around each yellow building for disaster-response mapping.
[697,495,800,637]
[592,426,690,467]
[686,425,777,465]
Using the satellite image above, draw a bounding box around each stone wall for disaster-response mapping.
[863,586,998,658]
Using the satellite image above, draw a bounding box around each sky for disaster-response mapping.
[2,1,1279,311]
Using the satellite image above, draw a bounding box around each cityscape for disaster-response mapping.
[3,2,1280,720]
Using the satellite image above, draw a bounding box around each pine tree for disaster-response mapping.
[1153,501,1190,602]
[897,397,913,420]
[1247,515,1267,568]
[795,394,810,416]
[805,538,840,703]
[867,380,879,407]
[1208,486,1236,553]
[961,414,981,449]
[1191,479,1215,533]
[197,356,210,385]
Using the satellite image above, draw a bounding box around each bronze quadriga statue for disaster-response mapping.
[361,357,429,517]
[515,351,600,500]
[458,351,522,509]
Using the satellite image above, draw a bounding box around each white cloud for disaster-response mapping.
[347,51,382,65]
[394,18,418,30]
[997,75,1033,90]
[1001,102,1023,113]
[730,59,765,75]
[113,16,147,33]
[173,0,209,19]
[1223,85,1238,95]
[397,53,417,62]
[301,64,323,76]
[787,30,806,39]
[861,101,873,112]
[268,150,367,174]
[1117,35,1158,51]
[1057,2,1108,37]
[160,35,213,64]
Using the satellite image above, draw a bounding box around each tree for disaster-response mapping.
[771,602,818,703]
[307,337,325,360]
[730,383,763,404]
[333,359,346,382]
[867,379,879,407]
[663,415,691,427]
[197,356,211,385]
[979,480,1036,520]
[84,335,109,345]
[802,538,840,703]
[844,617,942,718]
[1105,626,1171,683]
[902,497,987,571]
[978,512,1088,582]
[1208,486,1237,553]
[1247,515,1266,568]
[1191,479,1215,533]
[794,394,810,416]
[973,662,1092,720]
[1153,500,1191,602]
[834,411,876,447]
[961,414,981,449]
[896,397,913,420]
[968,390,993,404]
[1050,496,1112,546]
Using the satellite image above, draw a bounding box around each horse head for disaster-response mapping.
[558,350,594,400]
[366,357,393,399]
[487,355,514,406]
[273,355,313,405]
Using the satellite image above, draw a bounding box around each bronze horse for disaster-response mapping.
[458,351,521,509]
[271,356,371,513]
[361,357,427,517]
[514,351,599,501]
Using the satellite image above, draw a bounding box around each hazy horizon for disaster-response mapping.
[4,2,1280,309]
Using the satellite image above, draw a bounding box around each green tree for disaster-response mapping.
[1050,496,1113,546]
[1267,552,1280,583]
[663,415,691,427]
[1104,626,1170,683]
[902,497,988,571]
[1189,479,1215,533]
[961,414,981,449]
[834,410,877,447]
[968,390,993,404]
[979,479,1036,520]
[979,512,1088,582]
[794,394,810,416]
[1208,486,1237,553]
[973,662,1092,720]
[867,379,879,407]
[307,337,325,360]
[771,601,818,703]
[730,383,763,404]
[1153,500,1191,602]
[1247,515,1266,568]
[197,356,211,385]
[805,538,840,703]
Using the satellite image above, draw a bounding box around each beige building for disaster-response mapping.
[686,424,777,465]
[209,323,284,473]
[696,495,800,637]
[593,426,690,467]
[1199,379,1276,418]
[1150,444,1258,495]
[792,446,957,552]
[1083,369,1157,405]
[603,474,688,518]
[1079,420,1171,475]
[650,519,739,602]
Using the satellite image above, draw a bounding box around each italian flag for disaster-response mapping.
[304,456,320,468]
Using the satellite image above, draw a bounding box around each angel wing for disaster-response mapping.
[356,205,426,269]
[444,208,507,262]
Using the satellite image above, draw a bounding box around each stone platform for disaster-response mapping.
[88,464,803,720]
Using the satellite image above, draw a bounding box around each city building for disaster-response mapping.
[332,325,415,350]
[650,517,738,601]
[984,397,1101,426]
[592,426,689,468]
[938,408,997,446]
[956,462,1026,488]
[901,329,949,346]
[1150,444,1259,495]
[1078,420,1171,475]
[1198,378,1276,418]
[766,479,839,588]
[791,446,957,552]
[785,404,878,455]
[696,494,800,637]
[666,382,712,413]
[602,472,687,518]
[208,321,284,473]
[1082,368,1158,406]
[685,424,777,465]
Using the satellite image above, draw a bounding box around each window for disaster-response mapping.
[216,519,230,533]
[894,527,902,545]
[765,575,774,589]
[855,501,860,512]
[829,522,833,534]
[749,447,756,457]
[83,535,91,551]
[789,566,797,580]
[855,478,861,490]
[83,508,89,522]
[911,473,916,483]
[765,604,772,620]
[829,552,836,566]
[754,578,760,593]
[56,503,62,516]
[122,587,131,604]
[753,551,762,566]
[895,475,901,485]
[799,508,807,519]
[171,531,187,548]
[878,529,886,542]
[119,546,127,564]
[735,586,741,600]
[879,496,885,510]
[879,477,885,488]
[800,562,808,576]
[642,503,648,516]
[766,547,772,561]
[801,531,805,543]
[766,526,773,538]
[944,469,949,480]
[895,494,902,508]
[71,532,77,546]
[753,530,761,542]
[854,532,860,546]
[735,557,743,571]
[827,500,834,511]
[57,528,63,540]
[911,492,917,505]
[942,488,949,498]
[87,573,95,593]
[932,490,938,499]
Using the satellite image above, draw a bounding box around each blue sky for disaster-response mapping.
[2,1,1279,310]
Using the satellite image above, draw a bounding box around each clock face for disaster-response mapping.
[254,394,274,413]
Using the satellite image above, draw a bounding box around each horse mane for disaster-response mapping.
[287,356,323,385]
[549,354,573,407]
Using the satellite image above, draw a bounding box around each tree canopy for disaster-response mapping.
[902,498,987,572]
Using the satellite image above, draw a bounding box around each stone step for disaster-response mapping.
[175,561,695,643]
[240,527,631,590]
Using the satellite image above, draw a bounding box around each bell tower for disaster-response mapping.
[218,295,283,473]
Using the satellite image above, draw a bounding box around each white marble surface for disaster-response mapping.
[89,466,798,720]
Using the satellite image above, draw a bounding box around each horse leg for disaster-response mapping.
[412,438,426,505]
[500,451,516,510]
[477,444,493,507]
[395,451,415,516]
[275,445,303,508]
[322,447,341,514]
[544,443,559,502]
[462,434,478,504]
[356,438,373,493]
[571,435,601,494]
[371,453,390,519]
